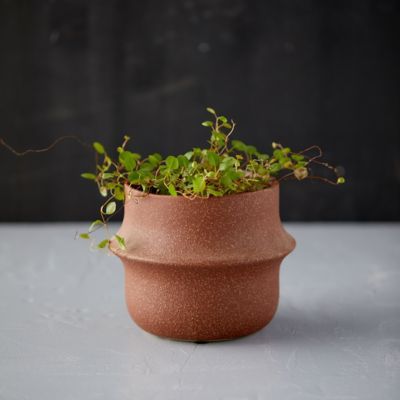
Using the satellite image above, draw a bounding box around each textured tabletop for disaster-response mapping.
[0,223,399,400]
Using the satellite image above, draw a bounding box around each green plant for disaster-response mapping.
[79,107,345,248]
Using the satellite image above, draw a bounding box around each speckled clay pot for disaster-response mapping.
[110,183,295,342]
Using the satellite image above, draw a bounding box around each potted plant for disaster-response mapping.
[79,108,345,342]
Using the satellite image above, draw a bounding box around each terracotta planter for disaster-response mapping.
[110,183,295,342]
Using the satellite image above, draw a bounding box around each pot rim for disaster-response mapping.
[124,180,279,201]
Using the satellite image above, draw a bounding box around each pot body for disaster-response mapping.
[111,183,295,341]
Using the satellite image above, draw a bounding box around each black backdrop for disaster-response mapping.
[0,0,399,222]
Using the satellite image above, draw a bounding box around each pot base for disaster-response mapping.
[123,259,281,342]
[149,319,275,343]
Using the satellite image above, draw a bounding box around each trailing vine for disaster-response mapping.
[0,107,345,250]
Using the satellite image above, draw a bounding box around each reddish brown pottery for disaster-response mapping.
[110,183,295,342]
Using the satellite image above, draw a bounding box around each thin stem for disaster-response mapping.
[0,135,91,156]
[277,171,295,182]
[307,175,339,185]
[219,120,236,155]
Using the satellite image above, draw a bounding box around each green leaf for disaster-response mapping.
[207,187,223,196]
[139,162,154,172]
[206,107,216,115]
[106,182,117,190]
[148,153,162,166]
[105,201,116,215]
[193,147,202,157]
[257,152,269,160]
[102,172,114,179]
[257,166,267,175]
[279,156,291,167]
[221,173,233,188]
[219,156,236,171]
[207,151,220,167]
[190,161,198,170]
[192,175,206,194]
[93,142,105,154]
[168,183,177,196]
[177,155,189,168]
[246,145,258,156]
[128,171,140,183]
[119,151,136,171]
[97,239,109,249]
[295,161,307,168]
[273,149,283,159]
[291,154,304,162]
[114,186,125,201]
[79,233,90,239]
[231,140,247,152]
[89,219,103,233]
[269,163,281,174]
[201,121,214,127]
[221,169,243,188]
[184,151,194,160]
[165,155,179,170]
[210,131,226,149]
[99,186,107,197]
[211,131,226,141]
[115,235,126,250]
[138,169,153,179]
[337,177,346,184]
[81,173,96,180]
[131,153,142,160]
[205,171,217,179]
[218,116,228,123]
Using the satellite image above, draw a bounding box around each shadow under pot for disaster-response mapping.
[110,183,295,342]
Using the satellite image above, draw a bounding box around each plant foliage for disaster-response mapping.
[80,108,345,249]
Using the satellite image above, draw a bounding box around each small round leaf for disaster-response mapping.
[105,201,116,215]
[93,142,105,154]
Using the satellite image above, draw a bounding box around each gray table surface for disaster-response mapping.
[0,223,399,400]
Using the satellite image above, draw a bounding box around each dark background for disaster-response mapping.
[0,0,399,222]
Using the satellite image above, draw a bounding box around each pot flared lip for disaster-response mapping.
[124,180,279,202]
